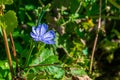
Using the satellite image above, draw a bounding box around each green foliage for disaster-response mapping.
[0,0,13,5]
[1,10,18,34]
[0,61,16,79]
[0,0,18,34]
[31,48,58,65]
[0,0,120,79]
[71,68,87,76]
[45,66,64,79]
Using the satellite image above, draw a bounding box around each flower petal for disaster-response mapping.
[33,38,39,41]
[30,23,56,44]
[43,30,55,41]
[30,32,37,38]
[39,23,48,36]
[36,25,41,35]
[32,27,36,34]
[30,32,39,41]
[42,40,55,44]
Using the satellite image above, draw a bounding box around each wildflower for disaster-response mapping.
[30,23,55,44]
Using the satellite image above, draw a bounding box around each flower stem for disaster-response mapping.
[9,32,18,76]
[2,28,14,79]
[37,9,46,26]
[24,42,35,68]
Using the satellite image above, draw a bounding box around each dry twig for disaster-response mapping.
[89,0,102,74]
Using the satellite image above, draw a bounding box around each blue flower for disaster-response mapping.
[30,23,55,44]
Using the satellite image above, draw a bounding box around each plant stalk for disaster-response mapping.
[9,32,18,76]
[24,42,35,68]
[89,0,102,74]
[2,28,14,79]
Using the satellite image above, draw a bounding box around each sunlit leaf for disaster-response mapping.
[0,0,13,5]
[1,10,18,34]
[107,53,114,63]
[31,48,57,65]
[25,5,34,10]
[41,55,58,64]
[46,66,64,79]
[71,68,87,76]
[82,47,88,55]
[101,39,118,52]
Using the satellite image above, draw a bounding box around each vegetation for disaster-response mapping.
[0,0,120,80]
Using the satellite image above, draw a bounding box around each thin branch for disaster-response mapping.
[26,63,59,69]
[2,28,15,79]
[61,19,71,26]
[89,0,102,74]
[23,42,35,68]
[108,0,120,9]
[39,0,45,7]
[9,32,18,76]
[91,15,120,20]
[75,1,83,13]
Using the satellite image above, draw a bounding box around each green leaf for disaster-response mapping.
[71,68,87,76]
[46,66,64,79]
[0,0,13,5]
[41,55,58,64]
[101,39,118,52]
[39,49,54,63]
[82,47,88,55]
[1,10,18,34]
[31,48,57,65]
[25,5,35,10]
